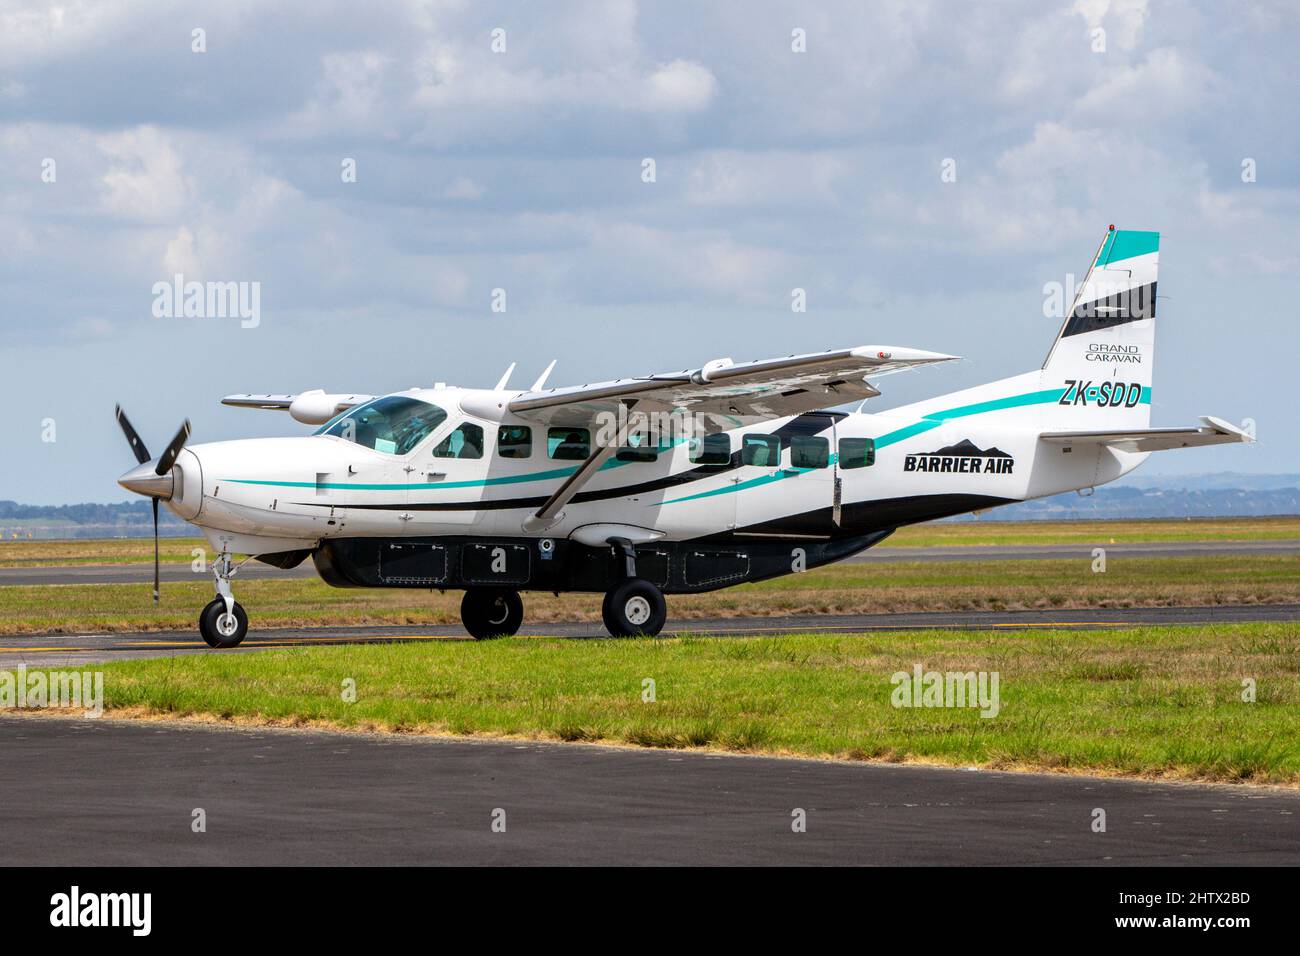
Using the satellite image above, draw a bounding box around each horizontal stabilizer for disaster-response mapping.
[1039,416,1254,453]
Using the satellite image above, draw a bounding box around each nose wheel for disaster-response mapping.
[199,598,248,648]
[199,551,249,648]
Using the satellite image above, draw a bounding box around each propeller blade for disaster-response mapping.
[152,497,160,605]
[155,419,192,476]
[114,404,152,465]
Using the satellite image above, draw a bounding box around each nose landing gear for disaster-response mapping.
[198,551,249,649]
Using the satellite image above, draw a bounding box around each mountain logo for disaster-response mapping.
[904,439,1015,475]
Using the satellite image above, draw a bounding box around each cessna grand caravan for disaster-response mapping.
[116,228,1252,646]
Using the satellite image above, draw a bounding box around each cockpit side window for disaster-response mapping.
[314,396,447,456]
[433,421,485,459]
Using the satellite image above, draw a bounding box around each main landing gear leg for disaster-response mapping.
[601,537,667,638]
[198,550,249,649]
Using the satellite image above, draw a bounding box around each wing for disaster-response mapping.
[508,346,957,430]
[220,394,299,411]
[1039,416,1255,453]
[221,390,374,425]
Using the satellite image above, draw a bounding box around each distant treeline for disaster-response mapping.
[0,500,186,529]
[951,485,1300,521]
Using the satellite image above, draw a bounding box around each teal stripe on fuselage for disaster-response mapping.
[225,464,579,492]
[872,387,1068,450]
[223,385,1150,499]
[657,383,1149,506]
[223,435,688,492]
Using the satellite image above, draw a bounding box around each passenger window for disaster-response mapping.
[616,432,659,463]
[741,434,780,468]
[839,437,876,469]
[433,422,484,459]
[790,436,829,469]
[548,427,591,461]
[497,425,532,459]
[689,433,731,465]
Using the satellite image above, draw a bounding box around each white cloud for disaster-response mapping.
[642,59,717,112]
[1074,47,1214,120]
[163,226,201,279]
[97,126,193,222]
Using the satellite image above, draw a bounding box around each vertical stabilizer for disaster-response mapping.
[1040,226,1158,428]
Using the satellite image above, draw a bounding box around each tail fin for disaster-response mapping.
[1041,226,1158,428]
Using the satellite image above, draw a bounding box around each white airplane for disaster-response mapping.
[116,227,1252,647]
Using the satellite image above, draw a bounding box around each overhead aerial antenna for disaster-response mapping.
[530,359,557,391]
[493,362,517,391]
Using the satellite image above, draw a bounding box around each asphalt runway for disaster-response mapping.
[3,538,1296,587]
[3,604,1297,667]
[1,715,1296,865]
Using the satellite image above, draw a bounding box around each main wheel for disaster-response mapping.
[199,597,248,649]
[602,578,667,637]
[461,589,524,640]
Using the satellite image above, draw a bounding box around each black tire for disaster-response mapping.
[600,588,615,633]
[602,578,667,637]
[461,589,523,640]
[198,610,218,648]
[199,597,248,649]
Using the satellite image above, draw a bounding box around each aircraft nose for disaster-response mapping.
[117,460,175,500]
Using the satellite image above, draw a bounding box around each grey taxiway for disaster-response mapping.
[2,715,1297,866]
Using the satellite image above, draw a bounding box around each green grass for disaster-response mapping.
[0,538,209,567]
[91,622,1300,784]
[877,516,1300,548]
[3,554,1298,635]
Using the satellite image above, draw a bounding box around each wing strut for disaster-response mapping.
[522,401,638,532]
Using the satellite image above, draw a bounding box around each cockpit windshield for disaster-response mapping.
[314,396,448,456]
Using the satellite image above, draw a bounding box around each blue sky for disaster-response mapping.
[2,0,1297,504]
